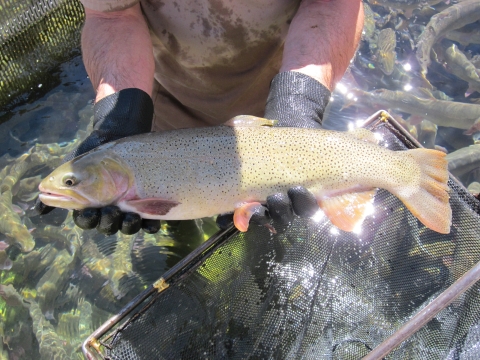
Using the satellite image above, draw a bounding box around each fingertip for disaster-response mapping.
[97,206,122,235]
[121,212,142,235]
[288,186,319,217]
[73,208,101,229]
[266,192,293,227]
[249,204,270,227]
[216,213,234,230]
[142,219,161,234]
[34,197,55,215]
[234,203,272,232]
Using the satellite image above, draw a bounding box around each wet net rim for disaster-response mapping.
[82,224,238,358]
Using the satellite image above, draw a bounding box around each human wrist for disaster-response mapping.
[94,83,117,103]
[279,65,334,92]
[264,71,331,128]
[93,88,153,136]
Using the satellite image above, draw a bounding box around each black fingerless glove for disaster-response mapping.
[36,88,160,235]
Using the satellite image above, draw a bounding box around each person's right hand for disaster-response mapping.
[216,72,330,233]
[35,88,161,235]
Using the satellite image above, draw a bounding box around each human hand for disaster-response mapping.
[217,186,320,233]
[35,88,160,235]
[217,72,330,233]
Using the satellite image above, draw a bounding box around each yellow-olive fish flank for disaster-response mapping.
[39,116,452,234]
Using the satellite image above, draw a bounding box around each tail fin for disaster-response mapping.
[395,148,452,234]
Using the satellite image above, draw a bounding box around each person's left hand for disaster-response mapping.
[35,88,160,235]
[217,71,331,233]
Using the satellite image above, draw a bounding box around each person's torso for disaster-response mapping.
[141,0,301,128]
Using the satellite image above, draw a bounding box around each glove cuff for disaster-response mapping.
[93,88,154,135]
[264,71,331,128]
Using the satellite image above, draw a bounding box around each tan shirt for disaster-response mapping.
[80,0,301,130]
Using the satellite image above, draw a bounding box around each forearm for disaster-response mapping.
[81,3,155,102]
[281,0,364,91]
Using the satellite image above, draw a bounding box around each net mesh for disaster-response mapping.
[0,0,85,110]
[91,118,480,359]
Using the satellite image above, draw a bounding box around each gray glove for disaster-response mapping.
[265,71,331,128]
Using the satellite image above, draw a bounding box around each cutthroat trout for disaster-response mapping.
[39,116,452,234]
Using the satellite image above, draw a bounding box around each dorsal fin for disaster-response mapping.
[224,115,277,127]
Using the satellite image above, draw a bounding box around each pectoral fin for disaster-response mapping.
[124,198,180,215]
[320,190,376,232]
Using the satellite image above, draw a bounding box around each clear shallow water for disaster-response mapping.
[0,55,215,359]
[0,1,480,358]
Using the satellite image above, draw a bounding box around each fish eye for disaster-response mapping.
[62,175,77,187]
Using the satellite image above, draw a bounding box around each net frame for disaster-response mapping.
[82,110,480,359]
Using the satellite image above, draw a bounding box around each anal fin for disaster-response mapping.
[320,190,376,232]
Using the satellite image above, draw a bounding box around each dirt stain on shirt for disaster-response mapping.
[207,0,248,50]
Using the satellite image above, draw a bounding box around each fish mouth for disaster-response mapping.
[38,190,90,209]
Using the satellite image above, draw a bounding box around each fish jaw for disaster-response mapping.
[38,187,92,210]
[38,150,134,210]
